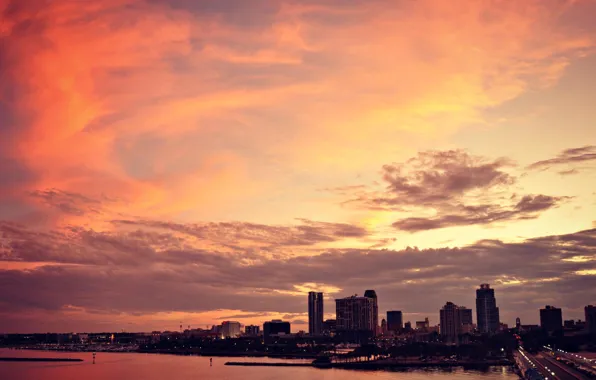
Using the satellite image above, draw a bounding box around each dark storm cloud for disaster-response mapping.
[1,223,594,326]
[528,145,596,170]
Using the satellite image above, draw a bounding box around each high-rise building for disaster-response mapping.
[476,284,500,334]
[245,325,260,336]
[516,317,521,330]
[336,295,375,342]
[440,302,461,343]
[586,305,596,334]
[404,321,412,331]
[263,320,291,344]
[387,311,403,332]
[221,321,241,338]
[336,295,375,331]
[458,306,474,333]
[540,305,563,334]
[381,319,387,334]
[458,307,473,325]
[364,290,379,335]
[308,292,324,335]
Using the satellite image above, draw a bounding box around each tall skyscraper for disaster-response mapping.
[387,310,403,332]
[586,305,596,334]
[540,305,563,334]
[308,292,324,335]
[336,296,375,329]
[364,290,378,335]
[381,318,387,335]
[476,284,500,334]
[440,302,461,343]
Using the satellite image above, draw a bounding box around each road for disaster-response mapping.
[528,351,589,380]
[555,349,596,373]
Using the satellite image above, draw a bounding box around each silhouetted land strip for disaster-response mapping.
[137,349,319,358]
[225,362,312,367]
[0,357,83,362]
[226,359,512,370]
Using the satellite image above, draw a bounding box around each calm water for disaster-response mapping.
[0,348,518,379]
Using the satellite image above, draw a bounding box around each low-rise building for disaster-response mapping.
[263,320,291,344]
[245,325,260,336]
[221,321,241,338]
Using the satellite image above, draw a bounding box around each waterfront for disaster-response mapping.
[0,349,518,379]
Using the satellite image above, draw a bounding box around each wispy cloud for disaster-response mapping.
[339,150,568,232]
[392,195,569,232]
[528,146,596,172]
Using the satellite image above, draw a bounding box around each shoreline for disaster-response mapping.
[0,357,84,362]
[226,359,513,370]
[2,347,514,371]
[0,348,516,372]
[5,346,319,359]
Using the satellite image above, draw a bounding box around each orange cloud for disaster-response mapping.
[1,0,596,331]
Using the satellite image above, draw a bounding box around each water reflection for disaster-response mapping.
[1,349,517,380]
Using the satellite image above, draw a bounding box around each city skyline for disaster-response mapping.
[2,284,592,335]
[1,0,596,333]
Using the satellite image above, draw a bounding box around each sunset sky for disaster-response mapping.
[1,0,595,333]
